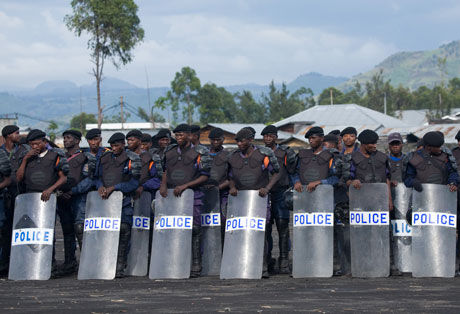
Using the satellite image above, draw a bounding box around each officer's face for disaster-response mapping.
[175,132,189,146]
[237,138,251,152]
[190,133,200,144]
[342,134,356,147]
[389,141,402,156]
[141,141,152,151]
[127,137,141,151]
[63,134,79,149]
[210,137,224,150]
[29,139,46,153]
[363,143,377,154]
[426,145,442,155]
[87,136,101,151]
[308,135,323,149]
[158,137,170,149]
[263,133,277,147]
[7,130,20,143]
[110,141,125,155]
[324,141,337,149]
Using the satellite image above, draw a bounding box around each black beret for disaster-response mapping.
[156,128,171,139]
[141,133,152,143]
[63,129,82,140]
[2,125,19,137]
[108,132,125,144]
[208,128,224,139]
[235,128,253,141]
[305,126,324,139]
[406,133,420,144]
[329,129,341,136]
[324,134,338,143]
[423,131,444,147]
[126,129,142,139]
[26,129,46,142]
[85,128,101,140]
[242,126,256,138]
[261,125,278,136]
[456,130,460,141]
[340,127,357,136]
[190,125,201,133]
[358,129,379,144]
[416,139,424,148]
[173,124,191,133]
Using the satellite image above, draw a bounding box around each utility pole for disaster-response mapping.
[79,87,83,134]
[120,96,124,129]
[330,88,333,105]
[384,92,387,115]
[145,66,154,129]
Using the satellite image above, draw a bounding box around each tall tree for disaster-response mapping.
[170,67,201,124]
[65,0,144,128]
[197,83,227,124]
[70,112,97,133]
[235,91,267,123]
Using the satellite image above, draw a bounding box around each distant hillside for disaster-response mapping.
[340,40,460,91]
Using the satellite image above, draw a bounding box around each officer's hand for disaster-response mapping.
[41,189,52,202]
[391,180,398,187]
[98,186,106,198]
[294,181,303,193]
[389,198,394,211]
[351,180,361,189]
[25,149,38,160]
[173,185,187,197]
[135,186,143,199]
[413,180,423,192]
[159,185,168,198]
[306,181,321,192]
[448,184,457,192]
[229,187,238,196]
[104,186,115,198]
[259,187,269,197]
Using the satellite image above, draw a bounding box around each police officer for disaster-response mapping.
[388,133,406,184]
[141,133,152,152]
[404,131,458,192]
[56,129,95,275]
[152,129,172,159]
[261,125,296,274]
[159,124,211,278]
[0,142,11,274]
[346,129,392,208]
[190,125,201,146]
[328,130,343,152]
[16,129,68,201]
[207,128,230,240]
[228,128,280,278]
[341,127,359,155]
[95,132,141,277]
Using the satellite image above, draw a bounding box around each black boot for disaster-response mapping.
[191,225,202,278]
[276,219,290,274]
[116,223,131,278]
[262,238,270,278]
[74,223,84,252]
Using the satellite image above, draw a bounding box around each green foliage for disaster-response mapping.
[47,120,58,142]
[234,91,267,123]
[70,112,97,133]
[104,112,131,123]
[169,67,201,124]
[137,106,165,123]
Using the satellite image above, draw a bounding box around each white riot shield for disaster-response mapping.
[391,184,412,273]
[349,183,390,277]
[201,186,222,276]
[9,193,56,280]
[126,191,152,276]
[293,185,334,278]
[411,184,457,277]
[78,191,123,280]
[220,190,267,279]
[149,189,194,279]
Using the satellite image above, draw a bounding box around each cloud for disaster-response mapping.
[0,10,23,28]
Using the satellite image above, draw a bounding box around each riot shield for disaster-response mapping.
[349,183,390,277]
[78,191,123,280]
[9,193,56,280]
[391,184,412,273]
[220,190,267,279]
[149,189,194,279]
[292,185,334,278]
[411,184,457,277]
[126,191,152,276]
[200,186,222,276]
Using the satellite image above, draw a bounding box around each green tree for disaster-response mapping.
[137,107,166,124]
[318,87,345,105]
[197,83,227,124]
[70,112,97,134]
[362,69,393,113]
[104,112,131,123]
[235,91,267,123]
[65,0,144,128]
[47,120,59,142]
[169,67,201,124]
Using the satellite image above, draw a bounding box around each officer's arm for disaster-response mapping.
[114,177,139,194]
[446,160,459,186]
[16,153,30,182]
[403,162,416,188]
[0,176,11,190]
[49,170,67,192]
[218,179,230,190]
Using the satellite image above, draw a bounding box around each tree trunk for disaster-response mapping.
[97,77,102,128]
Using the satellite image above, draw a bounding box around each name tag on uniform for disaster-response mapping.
[132,216,150,230]
[201,213,221,227]
[412,212,456,228]
[225,217,266,232]
[84,217,121,231]
[12,228,54,246]
[350,211,389,225]
[391,219,412,236]
[293,212,334,227]
[155,215,193,230]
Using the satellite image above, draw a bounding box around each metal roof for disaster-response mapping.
[207,123,292,140]
[274,104,409,128]
[86,122,169,130]
[80,130,160,148]
[380,124,460,144]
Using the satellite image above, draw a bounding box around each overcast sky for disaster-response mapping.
[0,0,459,89]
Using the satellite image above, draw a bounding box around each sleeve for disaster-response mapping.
[142,165,162,191]
[291,159,301,184]
[71,176,94,195]
[446,160,459,186]
[0,149,11,178]
[197,152,211,177]
[55,154,69,176]
[321,158,339,185]
[114,177,139,194]
[403,162,416,188]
